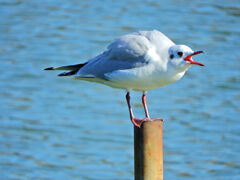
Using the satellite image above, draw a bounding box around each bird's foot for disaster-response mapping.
[131,117,163,128]
[131,117,145,128]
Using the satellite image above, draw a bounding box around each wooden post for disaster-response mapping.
[134,120,163,180]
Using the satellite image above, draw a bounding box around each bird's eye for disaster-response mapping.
[170,54,174,59]
[177,52,183,57]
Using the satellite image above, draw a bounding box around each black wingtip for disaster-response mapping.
[44,67,54,70]
[57,69,79,76]
[58,73,65,76]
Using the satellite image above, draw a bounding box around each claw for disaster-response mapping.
[131,117,163,128]
[131,117,144,128]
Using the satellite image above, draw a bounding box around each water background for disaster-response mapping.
[0,0,240,179]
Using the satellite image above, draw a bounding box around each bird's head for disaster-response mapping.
[168,45,204,71]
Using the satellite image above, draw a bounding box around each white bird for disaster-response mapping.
[45,30,204,127]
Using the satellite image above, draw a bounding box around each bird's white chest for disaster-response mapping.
[104,64,186,91]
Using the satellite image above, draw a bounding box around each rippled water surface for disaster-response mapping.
[1,0,240,179]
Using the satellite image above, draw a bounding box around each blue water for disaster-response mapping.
[0,0,240,179]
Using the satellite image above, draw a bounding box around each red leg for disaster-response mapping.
[142,92,163,122]
[126,92,144,127]
[141,92,162,122]
[126,92,163,127]
[142,92,150,118]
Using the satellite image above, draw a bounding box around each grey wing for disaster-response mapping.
[75,30,174,79]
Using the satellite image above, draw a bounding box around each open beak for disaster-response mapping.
[184,51,204,66]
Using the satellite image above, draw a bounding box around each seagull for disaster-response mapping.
[45,30,204,127]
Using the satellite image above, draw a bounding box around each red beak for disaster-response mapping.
[184,51,204,66]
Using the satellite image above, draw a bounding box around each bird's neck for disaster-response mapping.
[170,63,191,74]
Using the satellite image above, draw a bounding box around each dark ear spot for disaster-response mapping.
[177,52,183,57]
[170,54,174,59]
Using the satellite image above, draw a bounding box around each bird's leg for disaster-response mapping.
[142,92,150,119]
[142,92,163,122]
[126,92,144,127]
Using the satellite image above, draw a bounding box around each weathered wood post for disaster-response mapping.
[134,120,163,180]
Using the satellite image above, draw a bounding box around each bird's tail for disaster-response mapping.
[44,62,87,76]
